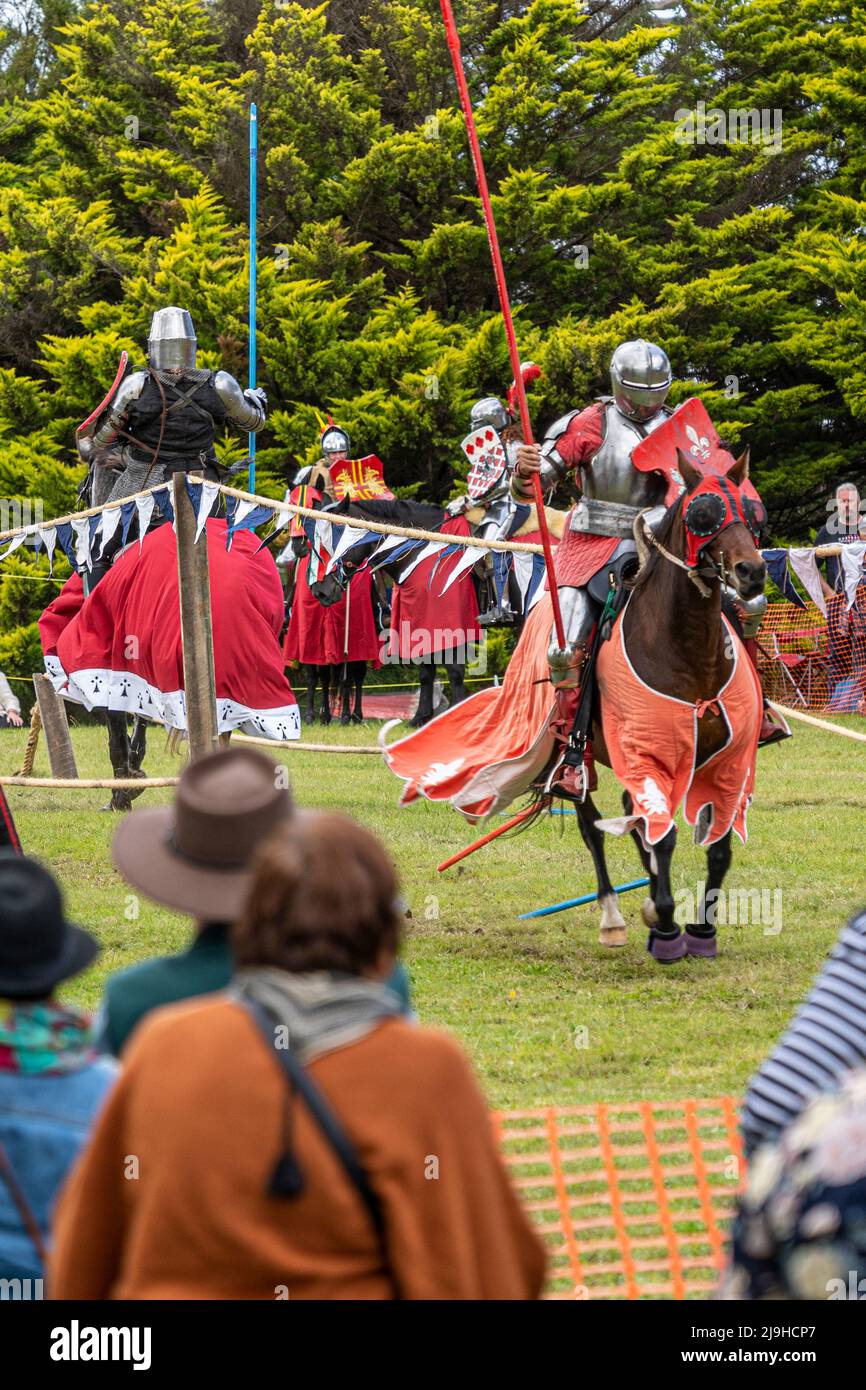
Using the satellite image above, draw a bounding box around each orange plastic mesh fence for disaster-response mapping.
[757,588,866,715]
[493,1097,743,1300]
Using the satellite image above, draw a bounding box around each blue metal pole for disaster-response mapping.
[248,102,258,494]
[518,877,650,921]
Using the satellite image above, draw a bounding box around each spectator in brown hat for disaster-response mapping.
[50,812,545,1300]
[100,747,411,1054]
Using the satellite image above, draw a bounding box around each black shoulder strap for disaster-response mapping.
[242,998,385,1241]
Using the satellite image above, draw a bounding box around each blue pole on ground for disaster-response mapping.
[248,102,258,494]
[518,877,651,921]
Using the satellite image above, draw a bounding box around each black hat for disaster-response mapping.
[0,853,98,998]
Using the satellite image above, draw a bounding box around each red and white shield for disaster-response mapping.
[461,427,507,501]
[632,398,759,505]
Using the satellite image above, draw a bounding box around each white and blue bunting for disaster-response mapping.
[0,482,864,618]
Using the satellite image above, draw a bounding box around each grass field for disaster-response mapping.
[3,709,865,1112]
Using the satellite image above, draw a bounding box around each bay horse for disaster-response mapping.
[574,449,767,961]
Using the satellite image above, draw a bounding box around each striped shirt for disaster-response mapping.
[741,908,866,1156]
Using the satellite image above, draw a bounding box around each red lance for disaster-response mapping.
[439,0,566,649]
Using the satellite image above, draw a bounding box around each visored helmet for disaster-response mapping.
[470,396,509,434]
[610,339,671,423]
[321,424,351,457]
[147,306,197,372]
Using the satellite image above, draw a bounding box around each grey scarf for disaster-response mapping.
[232,968,403,1062]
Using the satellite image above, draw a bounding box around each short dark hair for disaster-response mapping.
[233,811,402,975]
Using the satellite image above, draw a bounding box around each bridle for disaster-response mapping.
[635,477,763,600]
[636,514,723,599]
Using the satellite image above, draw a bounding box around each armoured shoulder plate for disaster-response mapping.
[543,409,582,446]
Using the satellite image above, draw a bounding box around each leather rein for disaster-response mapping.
[634,509,728,600]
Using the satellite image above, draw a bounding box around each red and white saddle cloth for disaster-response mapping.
[383,592,762,840]
[383,594,557,821]
[594,605,762,848]
[39,520,301,741]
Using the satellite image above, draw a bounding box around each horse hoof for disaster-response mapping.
[340,714,351,727]
[408,712,430,729]
[646,930,686,963]
[685,929,718,959]
[598,893,627,947]
[641,897,658,929]
[350,713,364,725]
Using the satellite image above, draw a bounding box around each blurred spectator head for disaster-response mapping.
[233,811,402,977]
[0,853,98,1001]
[112,747,293,920]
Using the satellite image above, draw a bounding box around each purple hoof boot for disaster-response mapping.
[646,930,686,963]
[685,930,718,959]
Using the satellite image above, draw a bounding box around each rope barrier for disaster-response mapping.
[233,734,382,755]
[0,476,853,562]
[218,480,547,555]
[770,701,866,743]
[3,775,180,788]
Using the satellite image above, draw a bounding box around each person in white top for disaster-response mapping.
[0,673,23,728]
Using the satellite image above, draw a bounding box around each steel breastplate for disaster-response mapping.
[583,401,669,507]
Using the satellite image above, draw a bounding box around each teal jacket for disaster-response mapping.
[98,923,413,1057]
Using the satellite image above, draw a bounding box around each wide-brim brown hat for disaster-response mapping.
[112,747,293,921]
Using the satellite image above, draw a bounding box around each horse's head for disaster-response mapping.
[675,448,767,601]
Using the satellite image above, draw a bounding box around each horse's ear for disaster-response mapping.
[676,448,703,493]
[726,447,750,487]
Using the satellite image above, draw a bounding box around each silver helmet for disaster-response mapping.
[610,339,671,422]
[147,306,197,372]
[470,396,509,434]
[321,424,350,457]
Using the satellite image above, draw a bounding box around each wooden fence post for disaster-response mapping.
[172,472,219,760]
[31,674,78,778]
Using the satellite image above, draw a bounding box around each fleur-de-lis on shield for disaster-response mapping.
[685,424,711,460]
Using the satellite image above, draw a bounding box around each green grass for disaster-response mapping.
[3,710,865,1111]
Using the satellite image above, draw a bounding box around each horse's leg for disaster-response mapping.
[320,666,332,725]
[444,659,467,706]
[577,794,627,947]
[339,664,351,725]
[303,665,317,723]
[686,831,732,960]
[646,825,686,963]
[351,662,366,723]
[409,662,435,727]
[623,790,659,930]
[122,717,148,803]
[105,711,133,813]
